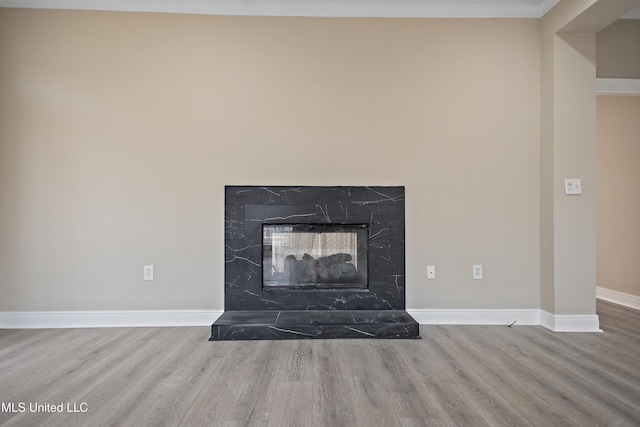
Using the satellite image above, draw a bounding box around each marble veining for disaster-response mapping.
[211,185,419,340]
[345,327,376,337]
[211,310,419,340]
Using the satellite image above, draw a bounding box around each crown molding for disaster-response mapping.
[0,0,562,19]
[622,6,640,19]
[596,78,640,95]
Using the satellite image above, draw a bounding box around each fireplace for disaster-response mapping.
[210,186,420,340]
[263,223,368,290]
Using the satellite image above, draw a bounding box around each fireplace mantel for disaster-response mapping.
[210,185,419,340]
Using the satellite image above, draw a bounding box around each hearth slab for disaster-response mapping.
[209,310,420,341]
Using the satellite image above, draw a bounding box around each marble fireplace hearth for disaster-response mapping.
[210,186,420,340]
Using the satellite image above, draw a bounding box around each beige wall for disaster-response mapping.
[538,0,639,319]
[596,19,640,78]
[0,10,543,311]
[552,32,598,315]
[596,11,640,299]
[540,0,599,316]
[597,96,640,297]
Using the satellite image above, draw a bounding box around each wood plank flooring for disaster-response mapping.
[1,300,639,426]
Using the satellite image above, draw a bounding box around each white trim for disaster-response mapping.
[409,308,601,332]
[0,0,561,19]
[407,308,540,326]
[539,310,555,331]
[597,287,640,311]
[540,310,602,332]
[596,78,640,96]
[622,6,640,19]
[0,308,604,332]
[0,310,223,329]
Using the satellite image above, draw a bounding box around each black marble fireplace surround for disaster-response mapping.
[210,186,420,340]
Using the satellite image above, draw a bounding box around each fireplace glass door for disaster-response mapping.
[263,224,368,290]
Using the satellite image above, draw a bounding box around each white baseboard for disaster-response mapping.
[540,310,602,332]
[407,309,541,326]
[1,308,603,332]
[0,310,223,329]
[408,308,601,332]
[596,287,640,311]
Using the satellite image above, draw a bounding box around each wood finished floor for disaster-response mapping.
[1,300,639,426]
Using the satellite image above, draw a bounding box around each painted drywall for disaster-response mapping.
[596,19,640,78]
[538,0,639,316]
[596,95,640,298]
[540,0,599,315]
[0,10,543,311]
[552,32,598,315]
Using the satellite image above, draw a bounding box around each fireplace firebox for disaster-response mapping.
[263,223,368,290]
[210,186,420,340]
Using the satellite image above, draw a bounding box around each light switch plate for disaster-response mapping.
[564,179,582,195]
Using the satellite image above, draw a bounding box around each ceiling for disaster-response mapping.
[0,0,638,19]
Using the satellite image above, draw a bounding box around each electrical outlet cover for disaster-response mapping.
[144,265,154,281]
[473,264,483,280]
